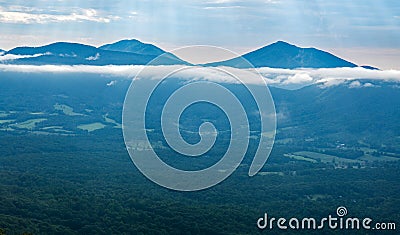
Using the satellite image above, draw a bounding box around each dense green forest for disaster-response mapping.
[0,130,399,234]
[0,73,399,234]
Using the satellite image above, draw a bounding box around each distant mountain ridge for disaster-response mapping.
[207,41,358,69]
[2,41,187,66]
[99,39,165,56]
[1,40,367,69]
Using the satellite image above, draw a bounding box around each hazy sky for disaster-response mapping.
[0,0,399,69]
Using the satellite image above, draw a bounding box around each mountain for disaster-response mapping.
[361,65,380,70]
[207,41,357,69]
[99,39,184,63]
[272,81,400,138]
[2,42,187,66]
[99,39,165,56]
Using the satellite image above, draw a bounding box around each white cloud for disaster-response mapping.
[256,66,400,87]
[128,11,138,19]
[317,78,346,88]
[283,73,313,84]
[0,64,141,77]
[203,6,244,10]
[0,7,119,24]
[363,82,375,88]
[0,52,51,62]
[107,80,117,86]
[206,0,240,3]
[349,80,361,88]
[86,53,100,61]
[0,64,399,89]
[59,53,77,58]
[205,0,279,4]
[135,65,266,85]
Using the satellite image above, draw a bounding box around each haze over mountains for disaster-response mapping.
[0,39,373,69]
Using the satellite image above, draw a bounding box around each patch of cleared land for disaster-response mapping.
[258,172,284,176]
[261,131,274,138]
[0,119,15,124]
[42,126,72,133]
[78,123,106,132]
[104,114,122,128]
[275,138,294,144]
[307,194,329,201]
[360,155,400,162]
[0,112,9,118]
[42,126,64,130]
[0,127,14,131]
[284,153,317,163]
[54,104,84,116]
[11,118,47,129]
[294,151,362,164]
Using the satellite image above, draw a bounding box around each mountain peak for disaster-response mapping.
[271,40,295,47]
[7,42,97,56]
[206,41,357,69]
[99,39,166,56]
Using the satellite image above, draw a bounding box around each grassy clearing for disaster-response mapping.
[41,126,72,133]
[78,123,106,132]
[54,104,84,116]
[284,153,317,163]
[0,127,14,131]
[0,119,15,124]
[294,151,362,164]
[103,114,122,128]
[307,194,329,201]
[360,155,400,162]
[11,118,47,129]
[258,172,284,176]
[275,138,294,144]
[42,126,64,130]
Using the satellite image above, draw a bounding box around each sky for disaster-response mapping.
[0,0,399,69]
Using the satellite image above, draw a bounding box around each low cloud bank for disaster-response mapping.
[0,64,400,88]
[255,67,400,87]
[0,53,50,62]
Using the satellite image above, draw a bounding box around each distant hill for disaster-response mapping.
[361,65,380,70]
[2,41,187,66]
[99,39,184,62]
[99,39,165,56]
[207,41,357,69]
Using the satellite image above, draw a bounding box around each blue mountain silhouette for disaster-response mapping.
[207,41,357,69]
